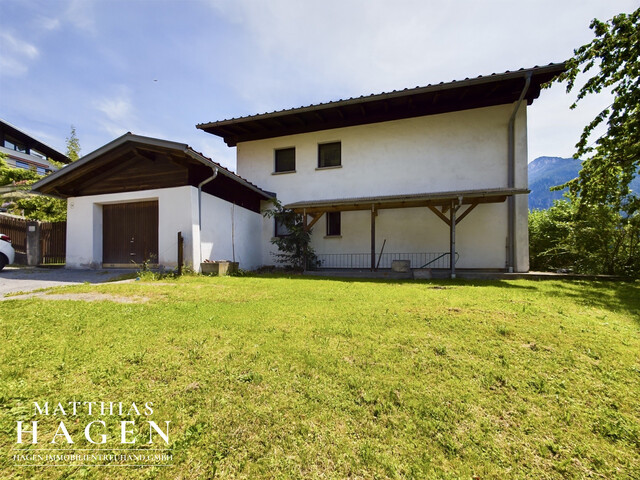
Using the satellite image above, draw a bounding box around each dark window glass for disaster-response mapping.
[5,136,26,153]
[275,218,291,237]
[318,142,341,168]
[275,148,295,172]
[326,211,341,236]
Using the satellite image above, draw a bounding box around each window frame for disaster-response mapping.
[326,211,341,237]
[274,147,296,174]
[317,141,341,169]
[274,218,291,238]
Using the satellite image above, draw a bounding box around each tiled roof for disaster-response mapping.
[198,63,566,146]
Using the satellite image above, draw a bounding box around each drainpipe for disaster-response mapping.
[507,72,531,273]
[198,166,218,263]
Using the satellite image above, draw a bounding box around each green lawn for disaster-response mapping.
[1,275,639,479]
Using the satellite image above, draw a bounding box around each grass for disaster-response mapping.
[0,275,639,479]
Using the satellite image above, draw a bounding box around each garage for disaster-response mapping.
[31,133,274,271]
[102,201,159,267]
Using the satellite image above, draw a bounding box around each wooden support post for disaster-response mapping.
[450,200,456,279]
[303,209,308,272]
[177,231,183,276]
[370,204,376,271]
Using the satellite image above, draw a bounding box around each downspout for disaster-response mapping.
[198,166,218,263]
[507,72,532,273]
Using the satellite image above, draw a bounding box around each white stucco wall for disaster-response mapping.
[66,186,263,271]
[200,192,263,270]
[237,103,530,271]
[66,186,200,270]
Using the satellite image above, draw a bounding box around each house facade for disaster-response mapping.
[32,63,564,275]
[198,63,565,274]
[0,119,69,174]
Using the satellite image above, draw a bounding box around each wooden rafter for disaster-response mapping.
[306,212,325,231]
[428,205,451,226]
[456,202,478,224]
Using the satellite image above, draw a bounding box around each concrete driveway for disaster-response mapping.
[0,266,136,297]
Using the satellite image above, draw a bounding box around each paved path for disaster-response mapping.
[0,267,136,297]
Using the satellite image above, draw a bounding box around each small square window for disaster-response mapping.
[318,142,341,168]
[275,147,295,173]
[326,211,341,236]
[275,218,291,237]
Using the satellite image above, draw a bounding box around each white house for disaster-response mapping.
[197,63,565,275]
[32,63,564,276]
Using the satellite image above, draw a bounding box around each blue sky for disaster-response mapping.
[0,0,636,170]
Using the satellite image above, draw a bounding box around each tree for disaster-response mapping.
[550,8,639,214]
[529,200,640,276]
[262,199,316,270]
[66,125,81,162]
[0,154,67,222]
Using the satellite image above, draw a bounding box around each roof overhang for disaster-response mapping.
[197,63,566,146]
[0,118,70,164]
[285,188,529,214]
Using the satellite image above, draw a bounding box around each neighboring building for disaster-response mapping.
[198,63,565,274]
[32,63,565,275]
[0,119,70,174]
[32,134,273,269]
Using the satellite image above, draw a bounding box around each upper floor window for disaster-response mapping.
[326,211,341,236]
[4,136,27,153]
[15,160,31,170]
[31,149,47,161]
[274,147,295,173]
[318,142,341,168]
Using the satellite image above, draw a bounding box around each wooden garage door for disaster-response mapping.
[103,201,158,267]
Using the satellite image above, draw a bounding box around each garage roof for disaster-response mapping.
[31,133,274,212]
[197,63,566,146]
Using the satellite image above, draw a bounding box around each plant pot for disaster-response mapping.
[201,261,239,276]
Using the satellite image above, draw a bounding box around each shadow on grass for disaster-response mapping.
[541,280,640,321]
[238,272,640,319]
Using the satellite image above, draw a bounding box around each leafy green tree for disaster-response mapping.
[262,199,316,270]
[66,125,81,162]
[0,154,67,222]
[550,8,639,214]
[529,201,575,271]
[529,200,640,276]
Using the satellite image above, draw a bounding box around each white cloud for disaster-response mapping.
[95,88,137,138]
[0,32,39,76]
[36,16,61,31]
[64,0,96,32]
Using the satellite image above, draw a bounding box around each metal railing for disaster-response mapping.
[315,252,458,269]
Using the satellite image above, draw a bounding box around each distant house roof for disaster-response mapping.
[0,118,70,164]
[197,63,566,146]
[31,133,274,212]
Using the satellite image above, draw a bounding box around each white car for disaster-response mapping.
[0,233,15,271]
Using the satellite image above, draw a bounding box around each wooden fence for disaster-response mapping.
[0,214,66,265]
[40,221,66,264]
[0,214,27,255]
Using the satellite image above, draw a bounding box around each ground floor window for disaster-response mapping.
[326,211,341,236]
[275,218,291,237]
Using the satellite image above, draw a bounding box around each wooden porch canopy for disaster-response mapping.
[286,187,529,278]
